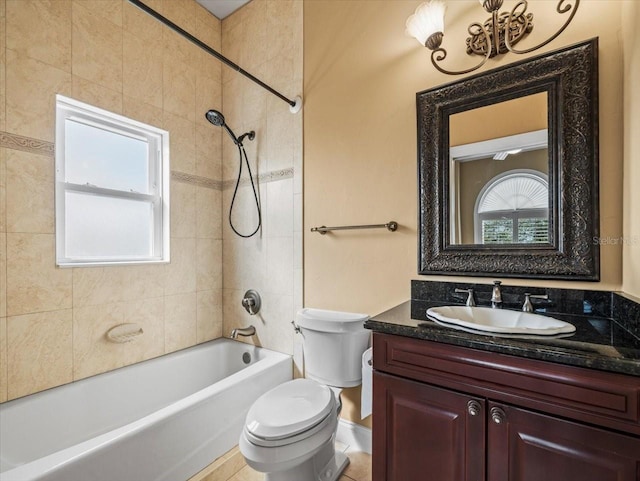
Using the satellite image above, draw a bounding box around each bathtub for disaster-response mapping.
[0,338,292,481]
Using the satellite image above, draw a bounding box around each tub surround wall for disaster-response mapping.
[219,0,303,365]
[0,0,224,402]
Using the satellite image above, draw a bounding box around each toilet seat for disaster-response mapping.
[244,379,336,448]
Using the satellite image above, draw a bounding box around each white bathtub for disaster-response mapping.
[0,339,292,481]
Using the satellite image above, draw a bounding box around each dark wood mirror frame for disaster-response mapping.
[417,38,599,280]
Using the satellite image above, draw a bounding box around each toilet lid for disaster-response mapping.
[245,379,335,440]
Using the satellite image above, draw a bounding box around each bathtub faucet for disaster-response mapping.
[231,325,256,339]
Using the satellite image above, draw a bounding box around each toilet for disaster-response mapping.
[239,308,370,481]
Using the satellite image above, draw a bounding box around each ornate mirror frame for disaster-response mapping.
[417,38,599,280]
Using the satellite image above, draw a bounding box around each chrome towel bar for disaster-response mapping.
[311,221,398,235]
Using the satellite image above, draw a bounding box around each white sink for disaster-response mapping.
[426,306,576,336]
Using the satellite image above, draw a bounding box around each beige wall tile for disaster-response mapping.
[5,150,54,234]
[165,237,197,295]
[123,31,163,109]
[72,2,123,92]
[197,238,222,291]
[5,49,72,142]
[195,124,222,180]
[162,0,195,33]
[121,297,165,365]
[163,26,200,70]
[171,180,197,238]
[73,302,124,379]
[72,76,123,114]
[195,2,221,51]
[0,37,6,132]
[6,0,72,72]
[0,233,5,318]
[266,236,294,296]
[265,179,293,238]
[196,289,222,343]
[266,0,296,63]
[123,96,164,127]
[266,110,295,171]
[6,233,72,316]
[0,149,5,233]
[123,0,163,44]
[163,58,196,123]
[7,309,73,399]
[73,264,164,308]
[196,186,222,239]
[164,292,197,352]
[196,71,222,129]
[78,0,122,26]
[240,0,267,71]
[0,316,6,402]
[164,111,196,175]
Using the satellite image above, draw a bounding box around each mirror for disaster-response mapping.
[449,93,549,245]
[417,39,599,280]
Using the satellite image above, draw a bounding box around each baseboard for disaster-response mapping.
[336,418,372,454]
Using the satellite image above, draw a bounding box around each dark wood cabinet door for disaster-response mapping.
[487,402,640,481]
[373,371,485,481]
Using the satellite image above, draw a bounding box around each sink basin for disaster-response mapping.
[426,306,576,336]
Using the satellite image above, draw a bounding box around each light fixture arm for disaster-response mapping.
[504,0,580,54]
[431,22,492,76]
[409,0,580,76]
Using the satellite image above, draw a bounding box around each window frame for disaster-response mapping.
[55,95,170,267]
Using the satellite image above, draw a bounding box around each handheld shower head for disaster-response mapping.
[205,109,243,145]
[205,109,225,127]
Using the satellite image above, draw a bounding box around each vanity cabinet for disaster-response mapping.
[372,333,640,481]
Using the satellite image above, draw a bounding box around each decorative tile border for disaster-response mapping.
[1,131,294,192]
[171,171,223,190]
[221,167,294,190]
[0,131,54,157]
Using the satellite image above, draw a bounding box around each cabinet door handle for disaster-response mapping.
[490,406,506,424]
[467,400,482,416]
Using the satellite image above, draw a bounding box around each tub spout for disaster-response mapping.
[231,325,256,339]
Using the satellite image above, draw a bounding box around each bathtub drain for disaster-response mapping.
[242,352,252,364]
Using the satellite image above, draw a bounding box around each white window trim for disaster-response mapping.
[55,95,170,267]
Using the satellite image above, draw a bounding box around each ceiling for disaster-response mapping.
[195,0,251,19]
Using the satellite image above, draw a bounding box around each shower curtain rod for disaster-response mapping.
[127,0,302,113]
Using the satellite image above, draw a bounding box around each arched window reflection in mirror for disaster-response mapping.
[474,170,549,244]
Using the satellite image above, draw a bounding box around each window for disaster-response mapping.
[55,95,170,266]
[475,170,549,245]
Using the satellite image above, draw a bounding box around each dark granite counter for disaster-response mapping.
[365,301,640,377]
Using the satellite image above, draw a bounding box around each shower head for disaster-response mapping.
[205,109,255,147]
[205,109,225,127]
[205,109,239,144]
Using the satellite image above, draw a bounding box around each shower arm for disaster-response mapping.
[127,0,302,113]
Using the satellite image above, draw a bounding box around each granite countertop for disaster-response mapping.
[365,301,640,377]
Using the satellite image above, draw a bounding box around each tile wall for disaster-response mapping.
[0,0,226,402]
[219,0,303,366]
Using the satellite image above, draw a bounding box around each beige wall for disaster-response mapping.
[0,0,225,402]
[219,0,303,368]
[623,1,640,298]
[304,1,626,426]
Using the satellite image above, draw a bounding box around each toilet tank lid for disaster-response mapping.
[245,379,335,440]
[296,308,369,333]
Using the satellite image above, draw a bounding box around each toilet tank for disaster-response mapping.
[296,308,370,388]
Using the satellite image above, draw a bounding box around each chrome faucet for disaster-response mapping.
[241,290,261,315]
[491,281,502,308]
[522,293,549,313]
[231,325,256,339]
[455,288,476,307]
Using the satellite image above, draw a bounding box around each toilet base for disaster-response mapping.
[262,441,349,481]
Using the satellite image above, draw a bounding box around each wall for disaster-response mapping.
[304,1,626,426]
[622,1,640,298]
[0,0,224,402]
[219,1,303,366]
